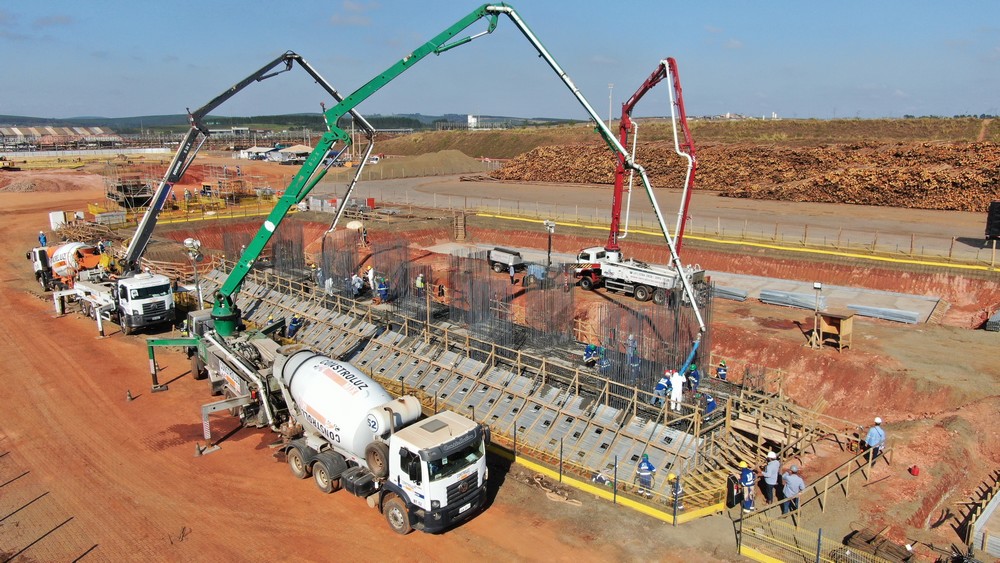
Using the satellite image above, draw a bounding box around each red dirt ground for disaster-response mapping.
[6,159,1000,558]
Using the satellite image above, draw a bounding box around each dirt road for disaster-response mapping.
[1,185,737,562]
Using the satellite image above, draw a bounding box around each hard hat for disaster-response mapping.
[720,360,726,366]
[874,417,882,425]
[739,461,748,468]
[668,473,676,480]
[642,453,649,460]
[39,230,44,234]
[790,465,799,473]
[689,364,696,371]
[767,451,777,460]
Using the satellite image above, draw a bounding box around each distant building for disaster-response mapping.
[0,125,122,151]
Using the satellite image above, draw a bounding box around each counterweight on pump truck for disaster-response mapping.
[211,3,704,337]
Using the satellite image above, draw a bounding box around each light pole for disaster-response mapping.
[608,83,614,129]
[184,238,205,308]
[543,220,556,268]
[811,282,823,349]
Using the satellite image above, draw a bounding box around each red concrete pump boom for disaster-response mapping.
[606,57,697,253]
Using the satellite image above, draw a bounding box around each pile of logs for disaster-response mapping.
[490,141,1000,212]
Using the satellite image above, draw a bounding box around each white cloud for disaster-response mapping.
[330,0,378,27]
[33,14,72,28]
[725,38,743,50]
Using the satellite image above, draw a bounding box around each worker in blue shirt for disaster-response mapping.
[739,461,756,513]
[687,363,701,392]
[651,370,670,407]
[781,465,806,514]
[376,277,389,303]
[38,230,47,246]
[287,314,304,338]
[716,360,728,380]
[636,453,656,499]
[864,417,886,467]
[583,344,599,367]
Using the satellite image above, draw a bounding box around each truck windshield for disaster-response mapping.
[130,284,172,299]
[427,440,484,483]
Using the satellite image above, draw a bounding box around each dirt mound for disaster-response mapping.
[491,141,1000,212]
[0,169,105,193]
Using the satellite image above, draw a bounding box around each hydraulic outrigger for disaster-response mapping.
[211,3,706,338]
[122,51,376,274]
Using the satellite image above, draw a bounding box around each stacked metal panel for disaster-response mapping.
[759,290,827,311]
[847,305,920,324]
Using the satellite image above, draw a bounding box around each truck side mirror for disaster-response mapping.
[407,459,421,483]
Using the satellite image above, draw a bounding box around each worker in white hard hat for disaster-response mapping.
[864,417,886,467]
[38,230,47,246]
[762,451,780,504]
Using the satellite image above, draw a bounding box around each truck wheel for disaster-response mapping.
[38,276,49,292]
[122,323,134,336]
[365,442,390,479]
[492,262,505,273]
[653,289,667,306]
[634,285,652,302]
[383,495,412,535]
[312,461,341,493]
[579,277,594,291]
[287,448,310,479]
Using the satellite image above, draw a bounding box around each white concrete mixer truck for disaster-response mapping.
[273,349,489,534]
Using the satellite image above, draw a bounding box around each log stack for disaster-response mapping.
[490,141,1000,212]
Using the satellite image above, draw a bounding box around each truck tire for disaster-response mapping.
[287,447,310,479]
[634,285,652,302]
[652,288,667,306]
[492,262,505,273]
[579,276,594,291]
[383,494,412,535]
[122,323,134,336]
[80,301,91,318]
[365,442,390,479]
[37,275,49,292]
[312,461,341,494]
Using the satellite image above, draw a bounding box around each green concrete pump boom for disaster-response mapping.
[123,51,376,273]
[211,3,705,336]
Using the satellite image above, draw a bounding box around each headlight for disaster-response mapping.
[431,500,440,509]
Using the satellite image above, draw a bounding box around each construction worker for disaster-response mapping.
[739,460,756,513]
[635,453,656,499]
[38,230,47,246]
[668,473,684,510]
[716,360,728,380]
[366,265,376,292]
[864,417,886,467]
[179,317,189,337]
[582,344,599,367]
[415,272,426,298]
[508,263,516,285]
[669,369,686,412]
[596,347,613,376]
[376,277,389,303]
[287,314,304,338]
[781,465,806,514]
[761,451,780,504]
[704,394,718,415]
[651,370,670,407]
[350,273,364,297]
[687,363,701,392]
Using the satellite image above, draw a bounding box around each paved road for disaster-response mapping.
[314,175,996,264]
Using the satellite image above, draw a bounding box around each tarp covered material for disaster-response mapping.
[278,144,313,154]
[243,146,276,154]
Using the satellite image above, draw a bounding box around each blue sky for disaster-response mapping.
[2,1,999,120]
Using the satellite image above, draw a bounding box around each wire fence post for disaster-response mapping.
[559,437,563,483]
[816,528,823,563]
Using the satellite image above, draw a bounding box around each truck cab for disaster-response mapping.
[116,272,176,331]
[385,411,489,534]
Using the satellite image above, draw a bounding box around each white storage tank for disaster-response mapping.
[48,210,67,231]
